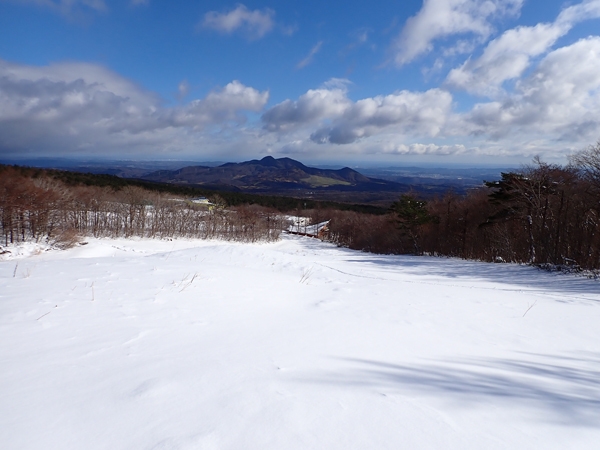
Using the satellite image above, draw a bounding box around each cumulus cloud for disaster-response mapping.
[296,41,323,69]
[168,80,268,128]
[200,4,275,40]
[446,23,566,97]
[392,0,523,66]
[263,81,452,145]
[310,89,453,144]
[0,59,269,155]
[104,80,268,133]
[262,83,351,131]
[464,37,600,141]
[446,0,600,97]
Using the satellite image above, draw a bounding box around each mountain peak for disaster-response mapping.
[259,156,277,166]
[251,156,306,170]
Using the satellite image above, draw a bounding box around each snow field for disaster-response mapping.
[1,235,599,449]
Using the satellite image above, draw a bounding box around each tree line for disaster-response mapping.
[0,166,287,247]
[316,144,600,271]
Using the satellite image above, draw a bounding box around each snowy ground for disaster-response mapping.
[1,235,599,449]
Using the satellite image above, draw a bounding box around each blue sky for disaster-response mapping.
[1,0,600,166]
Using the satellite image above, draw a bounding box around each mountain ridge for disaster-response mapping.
[141,156,405,193]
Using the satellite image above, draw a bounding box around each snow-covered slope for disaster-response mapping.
[1,236,599,449]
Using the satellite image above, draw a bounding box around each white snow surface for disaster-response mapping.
[1,235,599,449]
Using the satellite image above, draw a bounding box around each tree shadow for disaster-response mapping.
[333,253,600,299]
[301,352,600,427]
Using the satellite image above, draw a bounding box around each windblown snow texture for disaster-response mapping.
[1,236,599,449]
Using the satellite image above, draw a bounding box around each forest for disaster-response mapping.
[1,143,599,271]
[322,144,600,272]
[0,165,288,246]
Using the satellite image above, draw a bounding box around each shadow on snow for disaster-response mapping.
[301,352,600,427]
[335,251,599,300]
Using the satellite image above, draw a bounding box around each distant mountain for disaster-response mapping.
[141,156,408,193]
[0,158,227,179]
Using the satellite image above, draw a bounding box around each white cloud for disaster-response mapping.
[446,0,600,97]
[0,59,269,155]
[109,80,269,133]
[296,41,323,69]
[446,23,566,96]
[184,80,268,120]
[201,4,275,40]
[310,89,452,144]
[262,83,351,131]
[555,0,600,26]
[392,0,523,66]
[464,37,600,141]
[263,83,452,145]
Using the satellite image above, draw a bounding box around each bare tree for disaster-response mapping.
[569,141,600,192]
